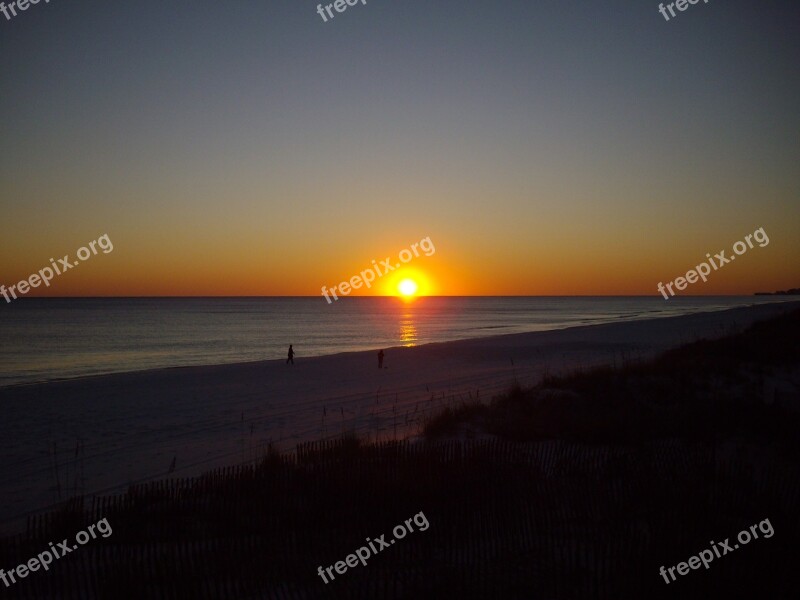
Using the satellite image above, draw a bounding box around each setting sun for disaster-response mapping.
[398,279,418,297]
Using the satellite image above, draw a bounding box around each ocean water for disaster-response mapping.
[0,296,792,386]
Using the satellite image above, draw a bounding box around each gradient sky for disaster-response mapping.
[1,0,798,297]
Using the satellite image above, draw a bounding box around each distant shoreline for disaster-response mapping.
[755,288,799,296]
[3,293,796,299]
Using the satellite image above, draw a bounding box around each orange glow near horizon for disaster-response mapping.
[0,226,798,298]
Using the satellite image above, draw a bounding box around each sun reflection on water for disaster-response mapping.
[398,302,418,346]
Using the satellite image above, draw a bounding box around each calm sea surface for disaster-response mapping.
[0,296,792,386]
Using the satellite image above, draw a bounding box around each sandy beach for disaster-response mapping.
[1,300,797,534]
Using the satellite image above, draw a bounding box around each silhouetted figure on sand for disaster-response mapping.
[287,345,294,365]
[378,349,384,369]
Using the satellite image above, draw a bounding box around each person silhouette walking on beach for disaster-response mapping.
[287,345,294,365]
[377,349,384,369]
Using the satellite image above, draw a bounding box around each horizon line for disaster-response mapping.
[2,294,780,300]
